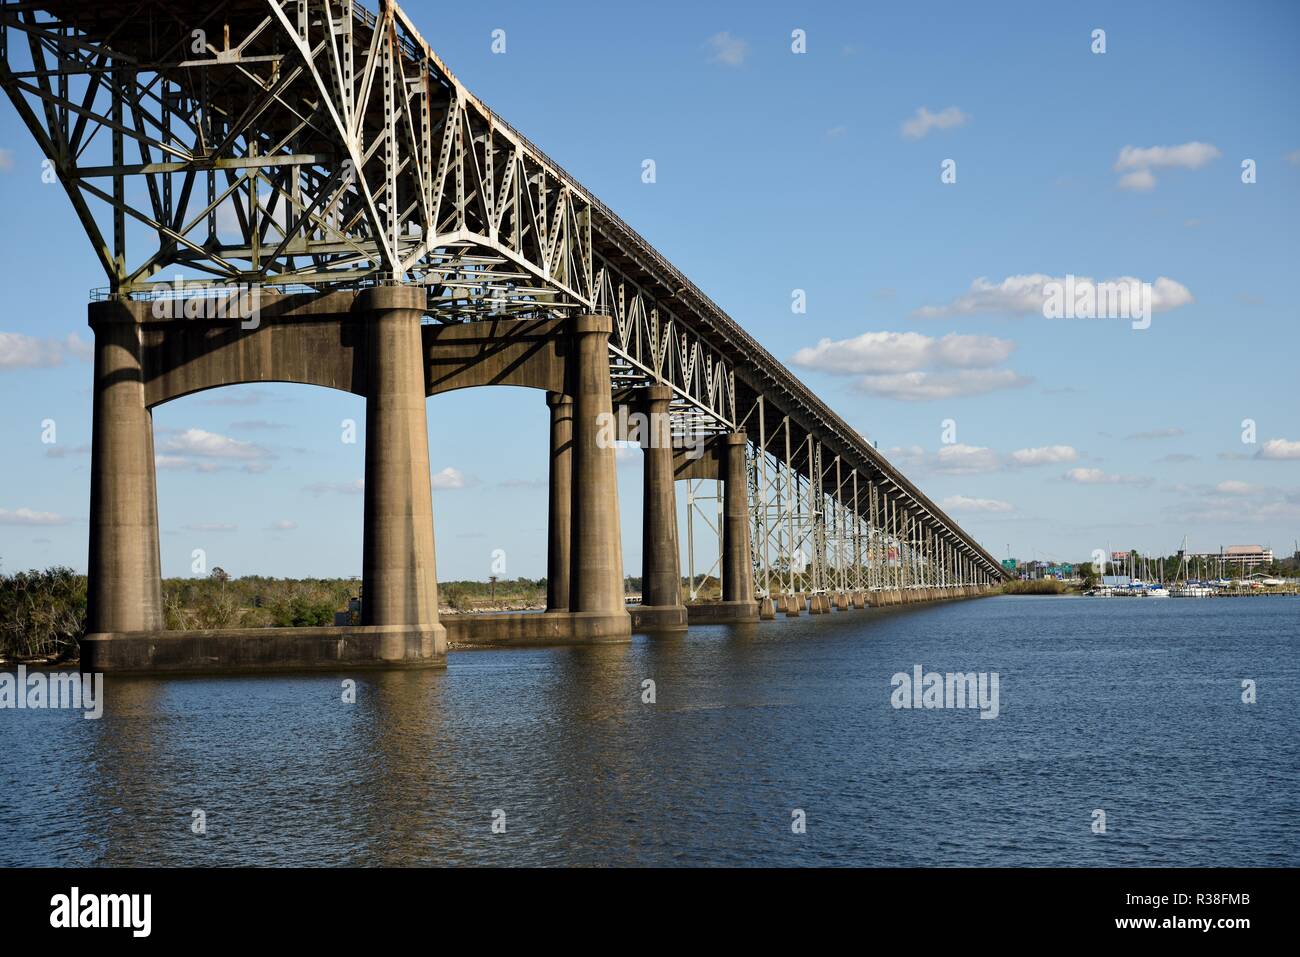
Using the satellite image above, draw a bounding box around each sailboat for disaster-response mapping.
[1170,536,1213,597]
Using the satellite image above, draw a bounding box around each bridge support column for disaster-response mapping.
[85,300,163,640]
[719,432,759,621]
[631,386,688,632]
[546,392,573,612]
[686,431,759,625]
[360,286,446,660]
[567,315,632,640]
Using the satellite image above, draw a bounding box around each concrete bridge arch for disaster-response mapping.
[83,287,637,672]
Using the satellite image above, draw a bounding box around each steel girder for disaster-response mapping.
[0,0,593,308]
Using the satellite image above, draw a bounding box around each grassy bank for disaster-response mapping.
[0,568,646,660]
[1001,579,1072,595]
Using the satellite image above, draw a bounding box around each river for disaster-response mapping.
[2,595,1296,866]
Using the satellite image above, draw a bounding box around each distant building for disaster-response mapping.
[1186,545,1273,570]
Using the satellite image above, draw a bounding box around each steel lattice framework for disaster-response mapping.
[0,0,1005,588]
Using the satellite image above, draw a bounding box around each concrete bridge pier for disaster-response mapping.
[630,386,688,631]
[758,597,777,620]
[782,593,802,616]
[717,432,759,622]
[80,287,449,672]
[359,286,446,659]
[85,300,163,639]
[545,392,573,613]
[566,315,633,640]
[685,432,758,624]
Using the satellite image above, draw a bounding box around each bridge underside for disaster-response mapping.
[79,287,998,673]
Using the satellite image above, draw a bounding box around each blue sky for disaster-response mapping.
[1,0,1298,578]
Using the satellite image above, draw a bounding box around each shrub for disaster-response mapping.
[0,566,87,659]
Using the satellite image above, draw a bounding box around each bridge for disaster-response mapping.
[1,0,1004,672]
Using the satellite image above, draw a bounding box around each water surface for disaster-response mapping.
[2,595,1296,866]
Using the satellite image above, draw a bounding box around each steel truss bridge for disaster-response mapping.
[1,0,1005,600]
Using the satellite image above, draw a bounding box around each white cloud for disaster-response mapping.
[269,520,298,531]
[431,466,471,489]
[0,506,71,525]
[1258,438,1300,460]
[941,495,1014,513]
[928,334,1016,368]
[884,442,1077,474]
[934,444,1000,474]
[881,445,925,468]
[0,149,14,172]
[1147,277,1196,310]
[45,444,91,459]
[901,106,969,140]
[790,330,1030,401]
[1114,142,1221,171]
[1063,467,1108,483]
[1112,142,1221,190]
[1010,445,1078,466]
[1117,169,1156,191]
[790,331,1015,375]
[913,273,1193,319]
[1286,149,1300,167]
[707,32,748,67]
[156,428,274,473]
[160,428,269,461]
[1063,467,1148,485]
[0,332,93,370]
[1214,480,1257,495]
[854,368,1032,401]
